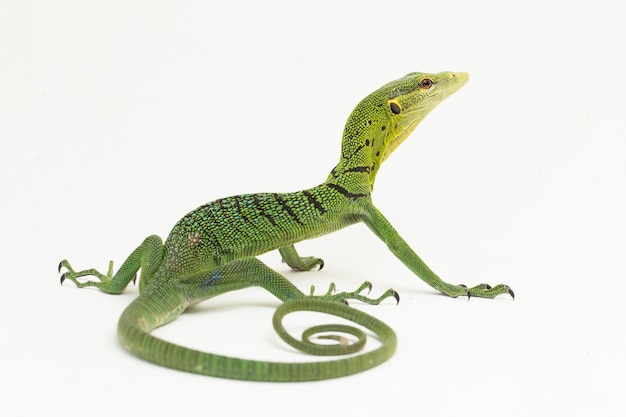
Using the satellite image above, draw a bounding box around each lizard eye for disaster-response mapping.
[419,78,433,89]
[389,100,402,114]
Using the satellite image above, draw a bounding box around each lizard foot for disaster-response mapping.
[311,281,400,306]
[282,256,324,271]
[58,259,135,289]
[443,282,514,299]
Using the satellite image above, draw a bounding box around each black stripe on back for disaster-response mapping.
[344,166,371,174]
[302,190,326,215]
[325,183,369,199]
[273,193,304,226]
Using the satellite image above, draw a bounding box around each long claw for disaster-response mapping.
[60,272,67,285]
[58,261,63,273]
[393,291,400,305]
[508,288,515,299]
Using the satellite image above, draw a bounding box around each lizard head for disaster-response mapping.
[337,71,468,189]
[378,71,468,162]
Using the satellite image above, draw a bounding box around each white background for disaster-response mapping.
[1,1,624,416]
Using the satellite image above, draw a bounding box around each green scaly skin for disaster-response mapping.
[59,71,513,382]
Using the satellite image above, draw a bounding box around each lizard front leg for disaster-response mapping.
[279,244,324,271]
[362,203,514,299]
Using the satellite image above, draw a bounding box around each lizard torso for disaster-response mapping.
[166,185,366,276]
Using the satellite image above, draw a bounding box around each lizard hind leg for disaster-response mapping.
[212,257,399,306]
[59,235,164,295]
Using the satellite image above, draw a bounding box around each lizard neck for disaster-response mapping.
[324,151,375,196]
[324,97,390,194]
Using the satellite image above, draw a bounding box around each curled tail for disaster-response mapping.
[118,296,397,382]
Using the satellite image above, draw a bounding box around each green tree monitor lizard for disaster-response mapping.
[59,71,514,382]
